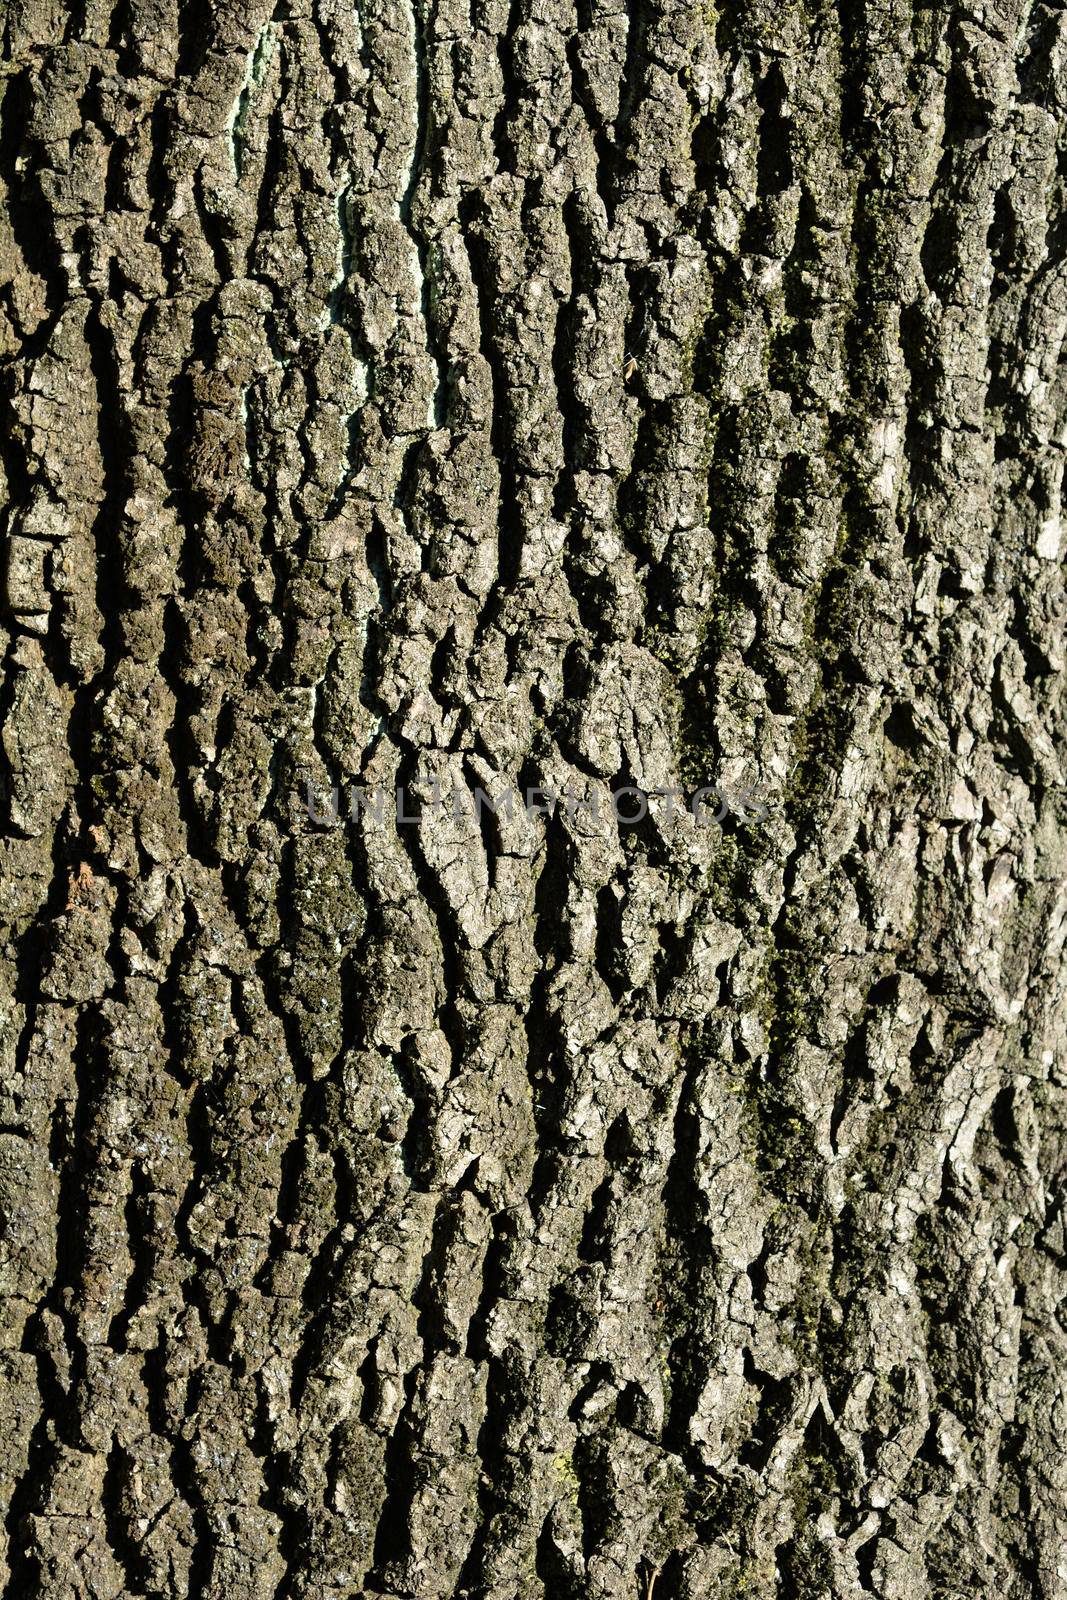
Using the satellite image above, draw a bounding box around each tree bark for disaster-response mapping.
[0,0,1065,1597]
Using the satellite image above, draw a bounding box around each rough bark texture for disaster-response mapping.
[0,0,1065,1596]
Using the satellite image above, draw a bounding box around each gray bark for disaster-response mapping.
[0,0,1065,1597]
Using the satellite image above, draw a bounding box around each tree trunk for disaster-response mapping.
[0,0,1064,1596]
